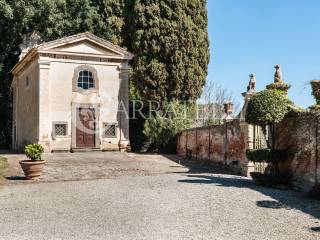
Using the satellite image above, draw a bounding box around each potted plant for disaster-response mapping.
[20,143,45,180]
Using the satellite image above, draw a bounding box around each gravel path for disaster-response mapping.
[1,172,320,240]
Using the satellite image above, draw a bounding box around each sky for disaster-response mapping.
[206,0,320,108]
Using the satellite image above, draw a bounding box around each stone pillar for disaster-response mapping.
[11,78,18,150]
[118,63,130,152]
[38,60,51,152]
[240,74,257,176]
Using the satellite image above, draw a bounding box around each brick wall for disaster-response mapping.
[276,112,320,191]
[177,112,320,192]
[177,119,249,175]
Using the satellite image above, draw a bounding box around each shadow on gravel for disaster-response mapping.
[6,176,26,180]
[178,174,320,221]
[256,200,290,209]
[310,227,320,232]
[163,155,239,175]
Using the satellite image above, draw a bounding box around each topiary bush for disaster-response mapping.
[246,149,287,163]
[246,89,290,126]
[246,89,292,187]
[25,143,44,161]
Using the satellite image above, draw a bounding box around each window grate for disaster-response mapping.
[104,123,116,138]
[54,124,67,136]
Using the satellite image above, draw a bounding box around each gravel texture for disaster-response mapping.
[0,153,320,239]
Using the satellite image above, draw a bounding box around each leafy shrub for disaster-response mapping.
[25,143,44,161]
[143,101,194,152]
[246,149,287,163]
[246,89,291,126]
[0,156,8,179]
[250,172,292,187]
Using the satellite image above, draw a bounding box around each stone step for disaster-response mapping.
[70,148,102,153]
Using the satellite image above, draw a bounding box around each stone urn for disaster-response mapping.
[19,160,46,180]
[311,80,320,102]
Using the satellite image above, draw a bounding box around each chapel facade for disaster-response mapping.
[11,32,133,152]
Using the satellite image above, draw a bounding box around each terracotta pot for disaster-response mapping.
[19,160,45,180]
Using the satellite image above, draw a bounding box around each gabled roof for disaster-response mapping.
[36,32,133,58]
[12,32,134,74]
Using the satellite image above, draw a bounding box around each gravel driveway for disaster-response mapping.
[0,153,320,240]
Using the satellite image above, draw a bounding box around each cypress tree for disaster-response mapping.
[129,0,210,103]
[93,0,126,45]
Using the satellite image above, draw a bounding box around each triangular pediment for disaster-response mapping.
[37,32,133,59]
[48,40,121,56]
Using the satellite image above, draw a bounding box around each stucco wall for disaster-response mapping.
[276,112,320,192]
[177,119,249,175]
[38,56,129,151]
[13,60,39,149]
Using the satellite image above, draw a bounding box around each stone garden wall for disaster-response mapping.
[176,119,250,175]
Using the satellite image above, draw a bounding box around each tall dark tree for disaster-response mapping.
[129,0,210,103]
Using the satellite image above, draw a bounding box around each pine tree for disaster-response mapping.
[129,0,210,103]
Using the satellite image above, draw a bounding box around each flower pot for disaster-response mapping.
[19,160,46,180]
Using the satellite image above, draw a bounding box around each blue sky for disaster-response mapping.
[206,0,320,107]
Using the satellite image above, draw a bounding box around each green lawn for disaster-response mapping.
[0,156,8,180]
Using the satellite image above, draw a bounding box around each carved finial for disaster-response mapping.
[274,64,283,83]
[266,64,290,92]
[247,73,256,93]
[224,101,234,118]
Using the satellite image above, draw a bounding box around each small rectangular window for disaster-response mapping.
[103,123,117,138]
[53,122,68,137]
[26,77,29,87]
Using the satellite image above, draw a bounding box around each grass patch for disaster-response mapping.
[0,156,8,180]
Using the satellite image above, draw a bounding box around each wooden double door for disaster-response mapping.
[76,108,96,148]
